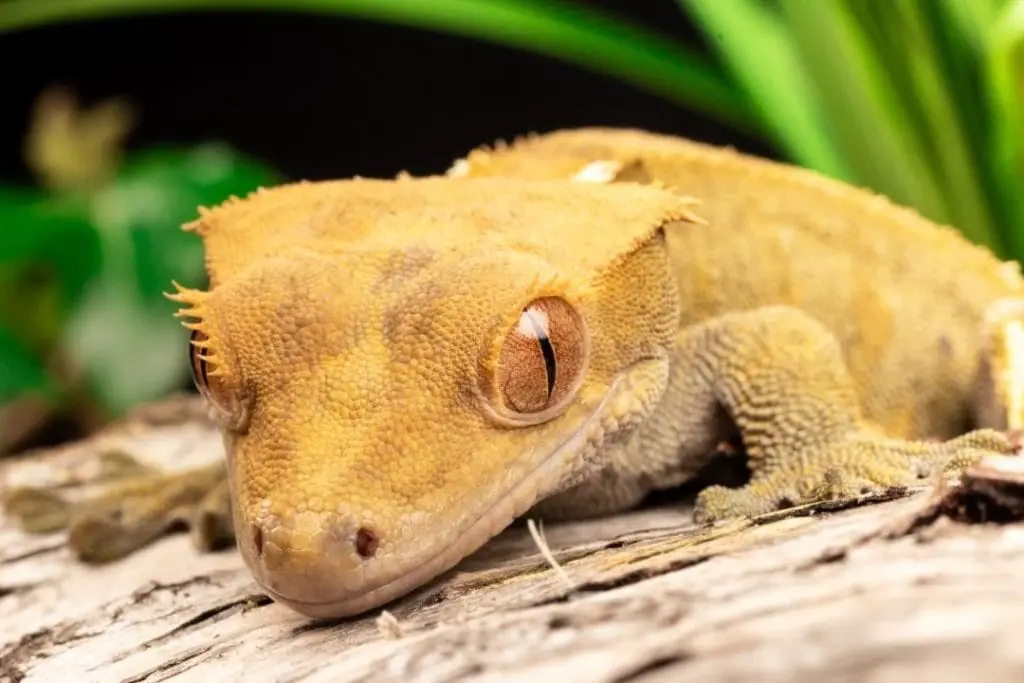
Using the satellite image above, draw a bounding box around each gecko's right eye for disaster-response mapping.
[189,329,211,395]
[187,328,250,432]
[496,296,588,418]
[189,328,230,409]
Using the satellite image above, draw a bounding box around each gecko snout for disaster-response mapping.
[248,518,379,562]
[245,520,378,565]
[240,509,390,615]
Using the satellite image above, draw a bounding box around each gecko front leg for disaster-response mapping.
[656,305,1014,522]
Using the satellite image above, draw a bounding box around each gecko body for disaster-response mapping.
[8,128,1024,619]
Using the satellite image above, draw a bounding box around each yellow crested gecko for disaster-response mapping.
[7,127,1024,620]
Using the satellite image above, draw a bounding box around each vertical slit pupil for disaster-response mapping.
[537,337,556,398]
[523,308,557,399]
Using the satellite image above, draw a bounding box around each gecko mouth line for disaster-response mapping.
[255,376,626,619]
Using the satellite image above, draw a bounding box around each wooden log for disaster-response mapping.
[2,396,1023,683]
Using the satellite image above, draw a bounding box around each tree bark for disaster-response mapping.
[2,395,1023,683]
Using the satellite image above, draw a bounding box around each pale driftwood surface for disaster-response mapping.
[3,397,1024,683]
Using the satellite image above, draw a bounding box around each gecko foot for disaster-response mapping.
[692,428,1016,523]
[3,454,233,562]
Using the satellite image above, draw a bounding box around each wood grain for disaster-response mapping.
[2,396,1023,683]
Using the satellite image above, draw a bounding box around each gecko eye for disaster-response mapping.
[497,297,587,415]
[189,328,232,414]
[189,329,212,396]
[186,327,249,432]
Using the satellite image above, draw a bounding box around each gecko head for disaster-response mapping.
[170,176,698,619]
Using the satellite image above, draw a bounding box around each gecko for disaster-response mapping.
[5,127,1024,620]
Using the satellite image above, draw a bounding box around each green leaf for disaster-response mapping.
[0,185,102,308]
[942,0,1006,49]
[0,0,760,137]
[90,143,283,296]
[0,263,62,363]
[63,278,185,415]
[68,143,282,414]
[774,1,956,228]
[0,185,101,354]
[682,0,1013,257]
[0,325,57,404]
[869,1,999,251]
[985,0,1024,259]
[679,0,852,181]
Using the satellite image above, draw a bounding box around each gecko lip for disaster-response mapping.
[248,377,624,620]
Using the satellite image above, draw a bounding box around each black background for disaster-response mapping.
[1,0,775,185]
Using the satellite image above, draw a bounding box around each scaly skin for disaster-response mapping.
[451,128,1024,442]
[6,128,1024,621]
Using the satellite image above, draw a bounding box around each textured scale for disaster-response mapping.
[453,128,1024,440]
[453,127,1024,524]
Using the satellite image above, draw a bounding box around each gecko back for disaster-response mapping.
[450,127,1024,440]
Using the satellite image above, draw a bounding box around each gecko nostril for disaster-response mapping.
[355,527,378,559]
[252,523,264,557]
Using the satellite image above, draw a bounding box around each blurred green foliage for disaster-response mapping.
[0,88,280,450]
[682,0,1023,257]
[2,0,1024,447]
